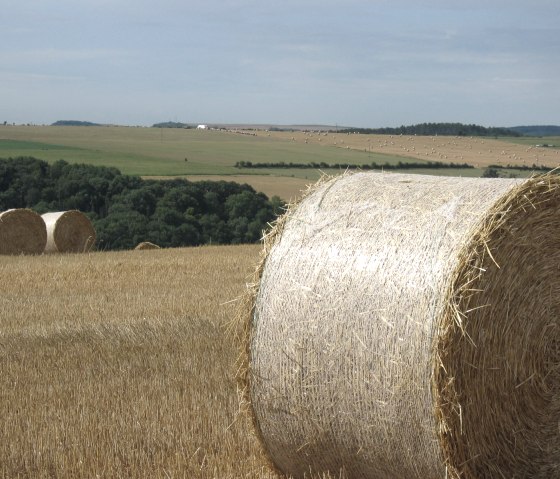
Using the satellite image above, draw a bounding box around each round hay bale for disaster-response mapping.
[241,172,560,478]
[0,208,47,255]
[134,241,160,250]
[42,211,96,253]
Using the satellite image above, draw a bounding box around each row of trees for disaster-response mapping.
[234,160,474,170]
[341,123,521,137]
[0,157,283,250]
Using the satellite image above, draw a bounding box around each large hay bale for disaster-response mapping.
[42,211,96,253]
[242,172,560,478]
[0,208,47,255]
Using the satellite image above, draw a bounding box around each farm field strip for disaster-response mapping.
[0,245,281,478]
[7,125,550,177]
[1,126,557,199]
[0,126,406,177]
[260,131,560,169]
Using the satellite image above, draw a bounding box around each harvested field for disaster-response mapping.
[244,172,560,478]
[259,130,560,168]
[0,245,283,478]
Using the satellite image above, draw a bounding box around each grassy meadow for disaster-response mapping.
[0,126,388,177]
[0,245,284,478]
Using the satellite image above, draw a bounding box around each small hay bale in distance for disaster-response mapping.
[243,172,560,479]
[135,241,160,250]
[42,211,96,253]
[0,208,47,255]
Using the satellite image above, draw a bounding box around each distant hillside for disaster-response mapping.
[509,125,560,136]
[152,122,192,129]
[341,123,521,137]
[52,120,101,127]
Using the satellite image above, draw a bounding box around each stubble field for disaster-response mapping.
[0,245,283,478]
[259,130,560,169]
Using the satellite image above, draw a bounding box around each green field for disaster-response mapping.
[0,125,437,177]
[0,125,545,202]
[500,135,560,148]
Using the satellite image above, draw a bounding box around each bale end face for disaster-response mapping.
[42,211,96,253]
[0,208,47,255]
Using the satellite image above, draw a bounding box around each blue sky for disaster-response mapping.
[2,0,559,127]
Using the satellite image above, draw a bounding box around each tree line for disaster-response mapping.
[340,123,521,137]
[235,160,474,170]
[0,157,283,250]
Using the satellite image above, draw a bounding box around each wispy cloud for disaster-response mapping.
[1,0,558,126]
[0,48,128,64]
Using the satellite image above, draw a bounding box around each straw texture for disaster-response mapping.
[42,211,96,253]
[0,208,47,255]
[244,172,560,478]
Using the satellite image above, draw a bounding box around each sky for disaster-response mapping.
[1,0,559,128]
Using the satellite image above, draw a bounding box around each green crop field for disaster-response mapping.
[0,125,552,200]
[501,135,560,148]
[0,125,412,177]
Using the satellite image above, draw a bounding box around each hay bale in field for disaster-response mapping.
[240,172,560,479]
[42,211,96,253]
[0,208,47,255]
[135,241,160,250]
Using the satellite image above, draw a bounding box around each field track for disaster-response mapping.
[0,245,283,478]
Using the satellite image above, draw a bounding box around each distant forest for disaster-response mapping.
[152,122,193,129]
[508,125,560,137]
[51,120,102,127]
[340,123,521,137]
[0,157,282,250]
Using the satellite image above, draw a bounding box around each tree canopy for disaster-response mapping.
[0,157,282,250]
[341,122,521,137]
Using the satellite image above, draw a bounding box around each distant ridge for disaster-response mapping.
[151,122,340,131]
[52,120,101,126]
[152,121,192,128]
[509,125,560,136]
